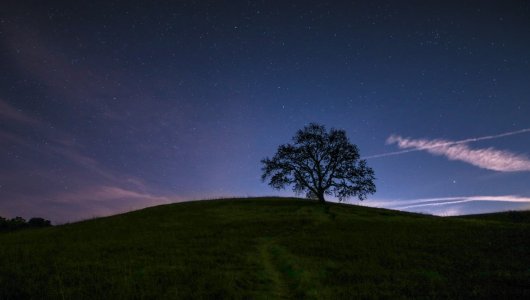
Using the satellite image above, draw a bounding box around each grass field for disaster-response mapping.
[1,197,529,299]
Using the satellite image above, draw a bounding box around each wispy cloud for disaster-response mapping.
[363,195,530,216]
[366,128,530,160]
[387,135,530,172]
[0,97,177,223]
[52,185,176,205]
[0,183,182,224]
[0,99,41,125]
[365,128,530,172]
[391,195,530,210]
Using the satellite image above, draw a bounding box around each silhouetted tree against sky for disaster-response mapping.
[261,123,376,203]
[0,216,52,232]
[28,218,52,228]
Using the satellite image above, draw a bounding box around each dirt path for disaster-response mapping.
[258,239,291,298]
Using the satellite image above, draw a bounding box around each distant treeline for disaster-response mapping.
[0,216,52,232]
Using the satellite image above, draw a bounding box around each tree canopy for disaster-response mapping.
[261,123,376,202]
[0,216,52,232]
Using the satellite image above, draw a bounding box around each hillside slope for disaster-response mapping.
[456,210,530,223]
[1,197,529,299]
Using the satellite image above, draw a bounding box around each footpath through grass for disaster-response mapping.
[0,197,529,298]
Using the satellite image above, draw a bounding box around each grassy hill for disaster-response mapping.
[0,197,529,299]
[457,210,530,223]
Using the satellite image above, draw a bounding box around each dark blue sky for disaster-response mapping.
[1,1,530,222]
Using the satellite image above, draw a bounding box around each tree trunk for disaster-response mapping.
[317,190,326,203]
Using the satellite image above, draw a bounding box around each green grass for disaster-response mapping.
[456,210,530,223]
[1,197,529,299]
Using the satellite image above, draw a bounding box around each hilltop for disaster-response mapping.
[0,197,529,298]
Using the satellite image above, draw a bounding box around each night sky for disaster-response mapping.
[2,1,530,223]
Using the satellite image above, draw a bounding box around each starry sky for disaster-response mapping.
[1,1,530,223]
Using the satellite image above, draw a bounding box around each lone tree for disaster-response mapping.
[261,123,376,203]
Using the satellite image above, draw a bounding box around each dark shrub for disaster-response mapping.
[9,217,27,229]
[28,217,52,227]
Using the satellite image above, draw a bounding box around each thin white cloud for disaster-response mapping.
[393,195,530,210]
[385,135,530,172]
[362,195,530,216]
[365,128,530,160]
